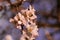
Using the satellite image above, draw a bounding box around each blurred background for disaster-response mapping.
[0,0,60,40]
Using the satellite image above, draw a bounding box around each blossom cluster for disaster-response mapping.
[10,5,38,40]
